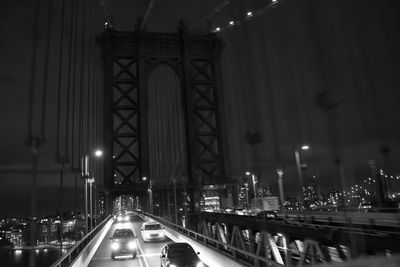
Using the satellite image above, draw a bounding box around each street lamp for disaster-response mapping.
[294,145,310,209]
[276,168,285,210]
[93,150,102,226]
[81,149,102,234]
[143,177,153,214]
[81,155,90,234]
[94,149,103,157]
[245,171,257,198]
[87,177,95,230]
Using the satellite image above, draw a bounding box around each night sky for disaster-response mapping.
[1,0,400,217]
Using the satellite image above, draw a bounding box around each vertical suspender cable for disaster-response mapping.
[56,0,67,160]
[78,0,87,166]
[26,0,40,266]
[87,0,97,224]
[39,0,54,143]
[86,0,94,154]
[68,0,80,212]
[55,0,67,212]
[78,0,88,231]
[26,0,41,142]
[64,0,76,162]
[71,0,79,170]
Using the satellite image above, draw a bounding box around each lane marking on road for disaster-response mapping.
[131,222,149,267]
[138,253,160,257]
[91,256,111,261]
[136,238,144,267]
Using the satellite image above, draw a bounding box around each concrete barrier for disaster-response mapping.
[70,219,114,267]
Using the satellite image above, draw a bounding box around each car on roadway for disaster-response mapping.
[110,228,137,260]
[140,221,166,242]
[115,212,130,222]
[160,242,204,267]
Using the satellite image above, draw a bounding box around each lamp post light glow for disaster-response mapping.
[94,149,103,157]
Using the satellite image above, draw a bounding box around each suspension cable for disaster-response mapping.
[39,0,54,143]
[70,0,80,170]
[26,1,41,266]
[141,0,157,29]
[86,0,93,154]
[190,0,231,30]
[212,0,287,34]
[26,0,41,144]
[78,0,88,159]
[55,0,67,161]
[64,0,77,163]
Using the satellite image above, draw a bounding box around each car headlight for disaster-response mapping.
[196,262,204,267]
[128,241,136,250]
[111,242,120,250]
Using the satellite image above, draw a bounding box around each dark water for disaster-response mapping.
[0,248,63,267]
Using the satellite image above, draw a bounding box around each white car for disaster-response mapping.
[140,222,166,242]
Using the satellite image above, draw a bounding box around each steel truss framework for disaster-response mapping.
[102,27,226,205]
[199,212,400,266]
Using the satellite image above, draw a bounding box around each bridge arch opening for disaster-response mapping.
[147,64,189,221]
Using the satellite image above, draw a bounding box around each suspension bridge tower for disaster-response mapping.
[101,22,228,226]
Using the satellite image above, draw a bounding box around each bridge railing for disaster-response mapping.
[50,215,112,267]
[143,212,283,267]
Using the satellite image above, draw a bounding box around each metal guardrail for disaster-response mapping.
[280,210,400,228]
[143,212,283,267]
[50,215,112,267]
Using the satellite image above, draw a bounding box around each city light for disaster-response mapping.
[301,145,310,150]
[247,11,253,17]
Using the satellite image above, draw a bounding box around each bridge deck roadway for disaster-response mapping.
[88,213,244,267]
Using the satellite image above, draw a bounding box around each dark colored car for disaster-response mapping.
[160,242,204,267]
[110,228,137,260]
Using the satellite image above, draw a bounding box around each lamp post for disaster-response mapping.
[294,145,310,209]
[81,149,102,234]
[92,149,102,226]
[276,168,285,210]
[244,182,249,208]
[143,177,153,213]
[245,171,258,198]
[88,177,95,230]
[81,155,89,235]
